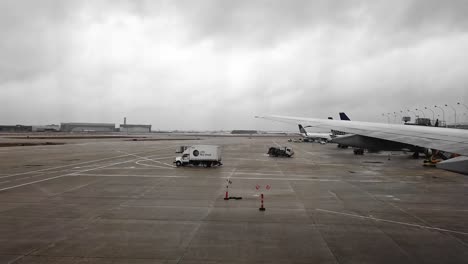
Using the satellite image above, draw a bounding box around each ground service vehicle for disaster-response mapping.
[174,145,223,167]
[267,146,294,157]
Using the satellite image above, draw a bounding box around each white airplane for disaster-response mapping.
[298,124,332,143]
[256,115,468,175]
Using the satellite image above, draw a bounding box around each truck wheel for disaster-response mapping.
[175,161,182,167]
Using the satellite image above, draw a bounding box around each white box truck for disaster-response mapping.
[174,145,223,167]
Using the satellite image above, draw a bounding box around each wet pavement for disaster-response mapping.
[0,135,467,263]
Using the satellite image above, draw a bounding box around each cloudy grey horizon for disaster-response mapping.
[1,0,467,131]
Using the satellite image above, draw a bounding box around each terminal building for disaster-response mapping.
[60,123,116,132]
[0,125,32,133]
[119,124,152,133]
[32,124,60,132]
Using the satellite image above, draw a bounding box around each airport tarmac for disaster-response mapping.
[0,135,467,263]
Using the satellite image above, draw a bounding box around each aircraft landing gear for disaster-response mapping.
[412,152,419,159]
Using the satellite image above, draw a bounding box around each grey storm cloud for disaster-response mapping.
[0,0,467,130]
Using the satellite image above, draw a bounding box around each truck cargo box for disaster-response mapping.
[185,145,222,161]
[174,145,223,167]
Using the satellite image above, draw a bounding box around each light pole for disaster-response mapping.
[387,113,393,123]
[434,105,446,127]
[445,104,456,127]
[425,107,435,124]
[394,111,402,123]
[382,113,390,123]
[457,102,468,111]
[457,102,468,123]
[415,108,425,118]
[407,109,418,121]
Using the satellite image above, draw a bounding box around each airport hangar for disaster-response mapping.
[0,125,32,133]
[119,124,152,133]
[60,123,116,132]
[60,122,152,133]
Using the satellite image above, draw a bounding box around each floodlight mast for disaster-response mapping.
[425,107,435,123]
[415,108,425,118]
[382,113,390,123]
[445,104,457,128]
[394,111,402,123]
[457,102,468,123]
[434,105,446,127]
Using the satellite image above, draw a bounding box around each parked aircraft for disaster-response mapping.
[333,112,423,155]
[298,124,332,143]
[256,115,468,174]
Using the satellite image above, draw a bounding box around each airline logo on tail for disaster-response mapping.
[332,112,350,136]
[298,124,308,137]
[339,112,351,121]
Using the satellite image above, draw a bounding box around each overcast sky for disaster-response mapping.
[1,0,467,130]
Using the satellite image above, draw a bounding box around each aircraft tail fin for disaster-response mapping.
[298,124,308,136]
[339,112,351,121]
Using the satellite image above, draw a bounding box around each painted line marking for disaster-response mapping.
[316,208,468,236]
[65,174,420,184]
[0,152,171,192]
[70,174,341,181]
[135,160,174,169]
[0,149,166,179]
[116,151,176,168]
[72,173,189,178]
[328,191,339,200]
[0,154,133,179]
[0,175,69,192]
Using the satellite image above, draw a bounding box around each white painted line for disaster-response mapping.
[135,160,174,169]
[58,181,97,194]
[0,150,156,179]
[224,177,342,182]
[224,170,283,174]
[71,173,189,178]
[232,172,283,176]
[328,190,339,200]
[316,208,468,236]
[117,151,176,168]
[226,158,270,162]
[0,175,69,192]
[67,155,159,176]
[271,140,282,147]
[0,152,170,192]
[0,154,130,179]
[63,173,341,181]
[60,173,421,184]
[147,155,176,160]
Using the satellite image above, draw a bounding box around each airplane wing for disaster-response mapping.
[257,115,468,156]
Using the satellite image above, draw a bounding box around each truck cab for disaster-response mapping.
[175,153,190,165]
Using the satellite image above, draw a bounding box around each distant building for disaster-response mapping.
[231,130,258,134]
[0,125,32,133]
[60,123,115,132]
[32,124,60,132]
[119,124,152,133]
